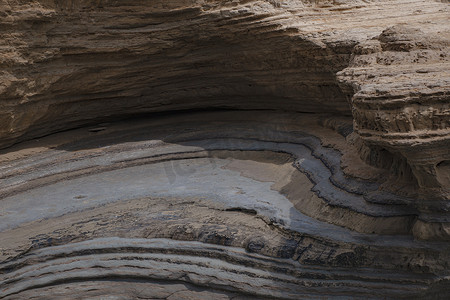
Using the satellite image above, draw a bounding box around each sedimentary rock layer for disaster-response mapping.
[1,238,447,299]
[0,0,353,148]
[1,0,448,210]
[1,111,449,298]
[1,0,449,298]
[337,23,450,210]
[0,0,448,165]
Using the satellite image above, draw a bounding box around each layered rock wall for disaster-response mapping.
[1,111,449,298]
[1,0,449,232]
[338,24,450,213]
[0,0,355,149]
[1,2,450,297]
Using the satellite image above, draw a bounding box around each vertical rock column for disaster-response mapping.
[338,25,450,240]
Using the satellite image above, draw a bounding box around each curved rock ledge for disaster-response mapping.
[1,0,449,198]
[0,0,449,298]
[0,112,430,237]
[1,238,447,299]
[0,111,449,298]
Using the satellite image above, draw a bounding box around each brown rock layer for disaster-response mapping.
[0,1,449,298]
[1,1,449,201]
[0,112,449,298]
[337,24,450,214]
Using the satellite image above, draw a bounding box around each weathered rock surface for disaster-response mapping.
[338,23,450,216]
[1,0,449,207]
[1,0,449,298]
[1,111,449,298]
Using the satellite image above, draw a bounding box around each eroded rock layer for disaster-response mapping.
[1,0,449,298]
[1,0,449,211]
[0,111,449,298]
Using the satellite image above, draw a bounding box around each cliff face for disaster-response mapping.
[1,1,449,186]
[0,1,449,298]
[2,0,448,223]
[338,23,450,214]
[1,0,354,148]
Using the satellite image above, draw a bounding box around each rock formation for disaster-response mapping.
[0,0,449,299]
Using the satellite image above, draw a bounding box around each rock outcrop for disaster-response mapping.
[1,112,449,299]
[1,0,449,203]
[0,0,449,298]
[338,23,450,216]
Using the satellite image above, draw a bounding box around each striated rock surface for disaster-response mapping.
[0,0,354,147]
[337,24,450,215]
[0,0,449,298]
[1,111,449,298]
[1,0,448,205]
